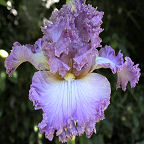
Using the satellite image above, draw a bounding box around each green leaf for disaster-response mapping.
[80,135,88,144]
[95,135,105,144]
[0,0,8,7]
[133,115,139,128]
[67,136,75,144]
[138,141,144,144]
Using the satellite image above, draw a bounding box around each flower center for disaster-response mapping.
[64,73,75,81]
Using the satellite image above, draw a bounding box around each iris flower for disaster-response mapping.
[5,0,140,143]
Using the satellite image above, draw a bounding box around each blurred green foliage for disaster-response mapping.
[0,0,144,144]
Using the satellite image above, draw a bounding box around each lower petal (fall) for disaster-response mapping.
[95,45,123,73]
[5,39,49,76]
[116,57,140,91]
[29,71,111,142]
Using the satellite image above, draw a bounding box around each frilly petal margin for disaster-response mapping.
[79,0,85,4]
[29,71,111,142]
[116,57,140,91]
[41,3,104,77]
[5,39,49,76]
[94,45,123,73]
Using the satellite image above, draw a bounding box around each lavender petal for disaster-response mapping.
[29,71,111,142]
[95,45,123,73]
[5,39,49,76]
[116,57,140,91]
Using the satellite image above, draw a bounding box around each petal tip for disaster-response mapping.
[117,57,140,91]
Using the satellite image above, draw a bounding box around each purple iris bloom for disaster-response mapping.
[5,1,140,143]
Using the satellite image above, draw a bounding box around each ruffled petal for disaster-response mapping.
[41,3,104,77]
[75,4,103,48]
[73,46,97,77]
[116,57,140,91]
[29,71,111,142]
[95,45,123,73]
[78,0,85,4]
[5,39,49,76]
[42,19,72,57]
[48,56,70,77]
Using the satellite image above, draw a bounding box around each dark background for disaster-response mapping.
[0,0,144,144]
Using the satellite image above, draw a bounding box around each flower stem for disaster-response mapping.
[66,0,86,5]
[66,0,74,5]
[67,136,75,144]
